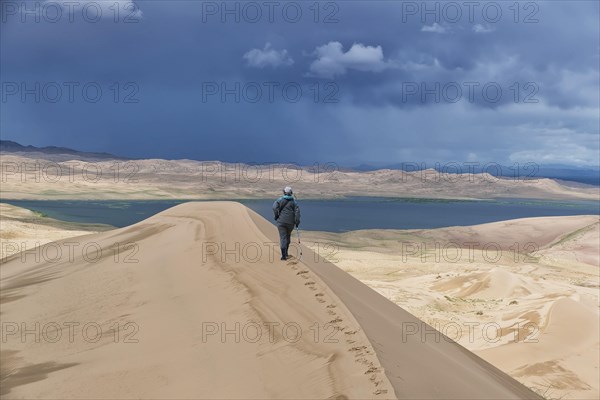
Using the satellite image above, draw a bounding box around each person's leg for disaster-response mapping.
[277,224,289,260]
[285,225,293,257]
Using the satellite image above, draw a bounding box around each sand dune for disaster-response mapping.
[0,202,540,399]
[480,297,599,396]
[303,216,599,399]
[1,153,597,201]
[0,203,108,259]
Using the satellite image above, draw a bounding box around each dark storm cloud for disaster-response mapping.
[1,0,598,165]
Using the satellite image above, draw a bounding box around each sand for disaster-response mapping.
[303,215,600,399]
[0,202,541,399]
[1,153,597,201]
[0,203,108,259]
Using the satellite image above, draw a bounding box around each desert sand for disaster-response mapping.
[1,153,597,201]
[0,203,108,259]
[303,215,600,399]
[0,202,541,399]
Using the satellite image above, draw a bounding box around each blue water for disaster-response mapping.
[4,198,599,232]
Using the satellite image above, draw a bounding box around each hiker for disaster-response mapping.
[273,186,301,260]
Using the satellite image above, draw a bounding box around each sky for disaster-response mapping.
[1,0,599,167]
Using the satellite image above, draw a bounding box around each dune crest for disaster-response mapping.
[1,202,393,399]
[1,202,541,399]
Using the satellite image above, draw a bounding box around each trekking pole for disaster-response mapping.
[293,193,303,261]
[296,226,303,261]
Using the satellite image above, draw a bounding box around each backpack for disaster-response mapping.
[276,197,293,219]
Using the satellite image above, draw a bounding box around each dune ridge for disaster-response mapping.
[1,202,392,399]
[302,215,599,399]
[1,202,541,399]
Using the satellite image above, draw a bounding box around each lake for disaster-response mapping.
[4,198,599,232]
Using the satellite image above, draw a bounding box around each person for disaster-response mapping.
[273,186,301,260]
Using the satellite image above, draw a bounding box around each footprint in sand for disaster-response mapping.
[304,281,317,291]
[296,270,309,275]
[326,304,336,308]
[328,317,342,324]
[373,389,388,395]
[349,346,367,353]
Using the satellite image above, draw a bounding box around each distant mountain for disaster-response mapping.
[0,140,129,160]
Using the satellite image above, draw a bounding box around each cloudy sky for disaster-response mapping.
[1,0,599,166]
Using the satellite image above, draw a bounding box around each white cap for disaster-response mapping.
[284,186,293,195]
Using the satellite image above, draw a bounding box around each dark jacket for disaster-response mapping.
[273,195,301,227]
